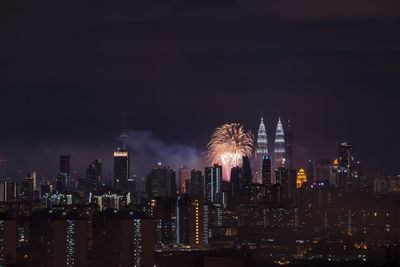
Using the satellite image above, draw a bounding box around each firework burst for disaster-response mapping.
[207,123,254,180]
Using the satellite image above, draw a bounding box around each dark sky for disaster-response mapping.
[1,0,400,178]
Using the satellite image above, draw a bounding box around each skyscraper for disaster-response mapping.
[255,115,268,184]
[148,165,176,198]
[337,142,354,186]
[190,169,203,197]
[114,149,129,190]
[113,130,130,191]
[261,156,272,185]
[273,117,285,183]
[285,119,293,169]
[204,164,222,203]
[296,168,307,188]
[58,155,70,190]
[87,159,102,193]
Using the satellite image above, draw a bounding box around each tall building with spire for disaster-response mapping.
[113,130,130,191]
[255,115,268,184]
[273,117,285,183]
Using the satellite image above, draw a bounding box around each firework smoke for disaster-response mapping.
[207,123,254,180]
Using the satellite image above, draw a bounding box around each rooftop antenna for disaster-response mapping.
[120,113,128,150]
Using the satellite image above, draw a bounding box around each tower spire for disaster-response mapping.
[255,113,268,183]
[120,113,128,150]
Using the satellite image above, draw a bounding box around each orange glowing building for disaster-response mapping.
[296,168,307,188]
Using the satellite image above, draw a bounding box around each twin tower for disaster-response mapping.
[254,115,293,184]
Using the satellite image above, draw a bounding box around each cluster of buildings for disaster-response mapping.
[0,117,400,266]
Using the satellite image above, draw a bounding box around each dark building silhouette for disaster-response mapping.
[306,160,315,183]
[93,210,154,267]
[275,167,289,201]
[0,159,8,180]
[190,169,203,197]
[285,119,294,169]
[0,214,16,265]
[27,211,88,266]
[86,159,102,194]
[262,156,272,185]
[147,165,176,198]
[230,166,242,200]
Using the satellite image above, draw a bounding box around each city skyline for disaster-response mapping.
[0,114,376,180]
[1,1,400,265]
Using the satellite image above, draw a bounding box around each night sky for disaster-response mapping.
[1,0,400,178]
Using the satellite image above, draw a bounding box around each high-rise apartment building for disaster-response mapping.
[204,164,222,203]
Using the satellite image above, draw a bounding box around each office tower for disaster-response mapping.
[204,164,222,203]
[190,169,203,197]
[147,165,176,198]
[287,168,297,200]
[275,167,289,200]
[255,115,268,184]
[230,166,242,199]
[0,159,7,180]
[0,180,17,202]
[28,211,88,266]
[241,156,252,194]
[179,167,190,193]
[176,196,206,249]
[285,119,294,169]
[261,156,272,185]
[337,142,354,186]
[114,149,129,190]
[87,159,102,193]
[93,210,154,267]
[274,117,285,183]
[306,160,315,183]
[59,155,70,187]
[0,214,16,266]
[296,168,307,188]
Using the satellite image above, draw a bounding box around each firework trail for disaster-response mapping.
[207,123,254,181]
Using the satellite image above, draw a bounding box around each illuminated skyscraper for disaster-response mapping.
[296,168,307,188]
[255,115,268,184]
[114,131,130,190]
[273,117,285,183]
